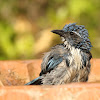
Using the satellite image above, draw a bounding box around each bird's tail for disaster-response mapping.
[25,76,42,85]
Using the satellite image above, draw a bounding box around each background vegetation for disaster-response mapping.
[0,0,100,60]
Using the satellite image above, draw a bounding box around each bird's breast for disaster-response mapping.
[69,47,82,70]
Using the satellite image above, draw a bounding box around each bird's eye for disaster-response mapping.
[70,32,74,35]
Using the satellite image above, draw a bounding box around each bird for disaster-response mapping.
[25,23,92,85]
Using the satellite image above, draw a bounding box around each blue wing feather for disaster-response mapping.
[40,56,63,76]
[46,57,63,71]
[25,76,42,85]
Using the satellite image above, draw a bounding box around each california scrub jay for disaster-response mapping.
[25,23,92,85]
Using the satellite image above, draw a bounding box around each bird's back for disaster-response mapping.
[40,44,91,85]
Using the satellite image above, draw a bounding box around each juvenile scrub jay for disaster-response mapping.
[25,23,92,85]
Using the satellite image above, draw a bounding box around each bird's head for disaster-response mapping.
[51,23,92,51]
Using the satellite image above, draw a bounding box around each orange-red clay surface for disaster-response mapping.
[0,59,100,100]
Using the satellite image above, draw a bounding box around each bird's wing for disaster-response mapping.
[40,44,68,76]
[40,55,63,76]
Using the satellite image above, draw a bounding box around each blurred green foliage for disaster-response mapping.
[0,0,100,60]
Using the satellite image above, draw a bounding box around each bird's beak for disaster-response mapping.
[51,30,64,36]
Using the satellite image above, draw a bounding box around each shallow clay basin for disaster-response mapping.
[0,59,100,100]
